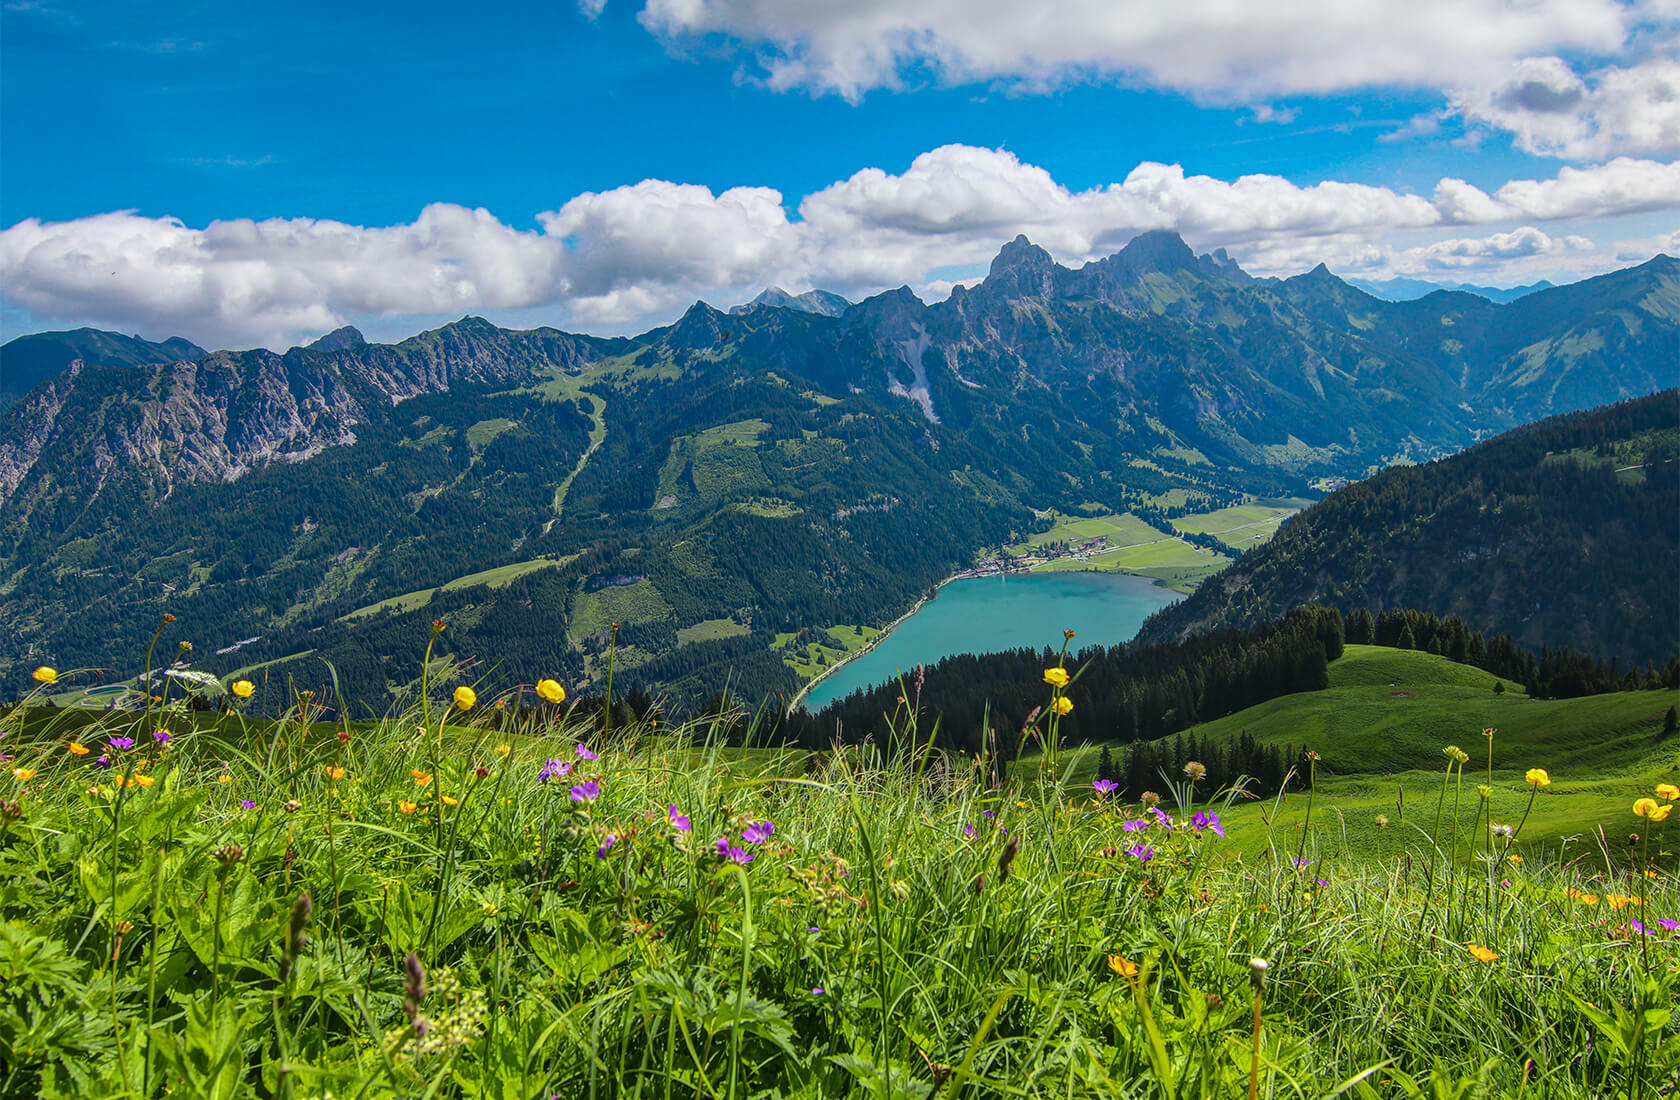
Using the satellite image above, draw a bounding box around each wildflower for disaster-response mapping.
[231,680,255,698]
[570,780,600,803]
[440,795,458,806]
[1152,807,1172,827]
[1509,854,1523,864]
[1658,918,1680,932]
[12,767,36,781]
[399,801,418,814]
[1108,955,1139,979]
[108,737,134,751]
[1375,815,1389,828]
[94,755,111,768]
[412,769,433,787]
[1190,810,1225,838]
[1490,822,1515,838]
[127,774,156,789]
[217,773,232,784]
[1051,696,1073,716]
[1184,761,1207,780]
[714,838,754,864]
[1121,819,1148,833]
[475,766,488,778]
[284,799,301,813]
[536,679,566,704]
[668,805,691,832]
[1445,745,1468,763]
[1125,844,1154,862]
[240,799,257,810]
[742,821,775,845]
[1635,797,1660,818]
[31,666,58,684]
[1477,784,1492,799]
[453,686,477,710]
[495,743,511,757]
[1140,791,1161,808]
[215,844,244,868]
[1578,893,1600,906]
[1657,783,1680,801]
[596,834,616,858]
[1466,944,1500,963]
[150,728,171,743]
[537,759,570,783]
[1315,878,1331,887]
[68,741,89,756]
[1248,958,1269,991]
[811,987,825,995]
[1629,920,1651,935]
[1042,667,1070,688]
[962,823,976,838]
[325,766,346,781]
[1652,804,1674,822]
[574,744,599,761]
[1525,768,1549,787]
[1092,778,1118,796]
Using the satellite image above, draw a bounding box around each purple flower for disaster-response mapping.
[152,729,172,744]
[1152,807,1173,827]
[1659,918,1680,932]
[94,755,111,769]
[1292,857,1310,868]
[713,835,753,863]
[569,779,599,803]
[811,987,825,995]
[1190,811,1225,838]
[807,926,820,934]
[574,744,599,761]
[1125,844,1155,862]
[981,809,995,818]
[963,824,976,838]
[742,820,775,845]
[1122,819,1148,833]
[667,805,691,832]
[1315,878,1330,888]
[538,758,571,783]
[728,846,755,865]
[1092,779,1119,796]
[596,834,616,859]
[108,737,134,751]
[240,799,257,810]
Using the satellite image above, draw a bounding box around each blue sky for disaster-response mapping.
[3,0,1676,348]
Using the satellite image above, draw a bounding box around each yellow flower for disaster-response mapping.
[32,666,58,684]
[411,769,433,787]
[1466,944,1500,963]
[1051,696,1073,716]
[1578,893,1599,906]
[1477,784,1492,799]
[12,767,37,781]
[127,774,156,789]
[1508,854,1523,864]
[1107,954,1139,979]
[68,741,89,756]
[1657,783,1680,801]
[1634,797,1660,818]
[1651,804,1673,822]
[536,679,566,704]
[495,743,511,757]
[230,679,255,698]
[1042,667,1070,689]
[453,685,477,710]
[441,795,459,806]
[1525,768,1550,788]
[325,766,346,781]
[398,800,418,814]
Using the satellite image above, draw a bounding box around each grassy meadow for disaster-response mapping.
[2,637,1678,1098]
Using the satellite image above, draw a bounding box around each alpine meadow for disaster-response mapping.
[4,1,1680,1096]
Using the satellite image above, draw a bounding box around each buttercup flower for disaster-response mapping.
[1051,696,1073,716]
[411,769,433,787]
[32,666,58,684]
[1525,768,1550,787]
[1651,804,1673,822]
[1635,797,1660,818]
[68,742,89,756]
[453,686,477,710]
[230,680,255,698]
[1042,667,1069,688]
[399,800,418,814]
[1108,955,1138,979]
[1466,944,1499,963]
[495,743,511,757]
[536,679,566,704]
[12,767,37,781]
[325,766,346,781]
[1658,783,1680,801]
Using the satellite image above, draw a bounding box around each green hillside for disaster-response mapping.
[1081,646,1679,855]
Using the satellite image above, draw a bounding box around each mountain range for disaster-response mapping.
[2,231,1675,707]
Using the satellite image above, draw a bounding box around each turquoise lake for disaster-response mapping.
[800,571,1179,711]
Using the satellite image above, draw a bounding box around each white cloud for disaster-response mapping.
[632,0,1631,102]
[3,147,1676,348]
[1452,50,1680,158]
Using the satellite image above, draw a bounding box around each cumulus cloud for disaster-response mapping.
[3,147,1677,348]
[1452,50,1680,158]
[631,0,1630,102]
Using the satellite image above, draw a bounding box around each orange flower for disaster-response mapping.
[68,742,89,756]
[127,774,156,789]
[325,766,346,781]
[411,769,433,787]
[441,795,459,806]
[12,767,37,781]
[1107,954,1138,979]
[1466,944,1499,963]
[398,800,418,814]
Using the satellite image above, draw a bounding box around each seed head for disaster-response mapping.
[1248,957,1269,992]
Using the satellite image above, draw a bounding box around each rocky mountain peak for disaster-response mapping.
[307,325,367,352]
[1115,229,1198,274]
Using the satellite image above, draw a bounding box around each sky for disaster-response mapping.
[2,0,1677,350]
